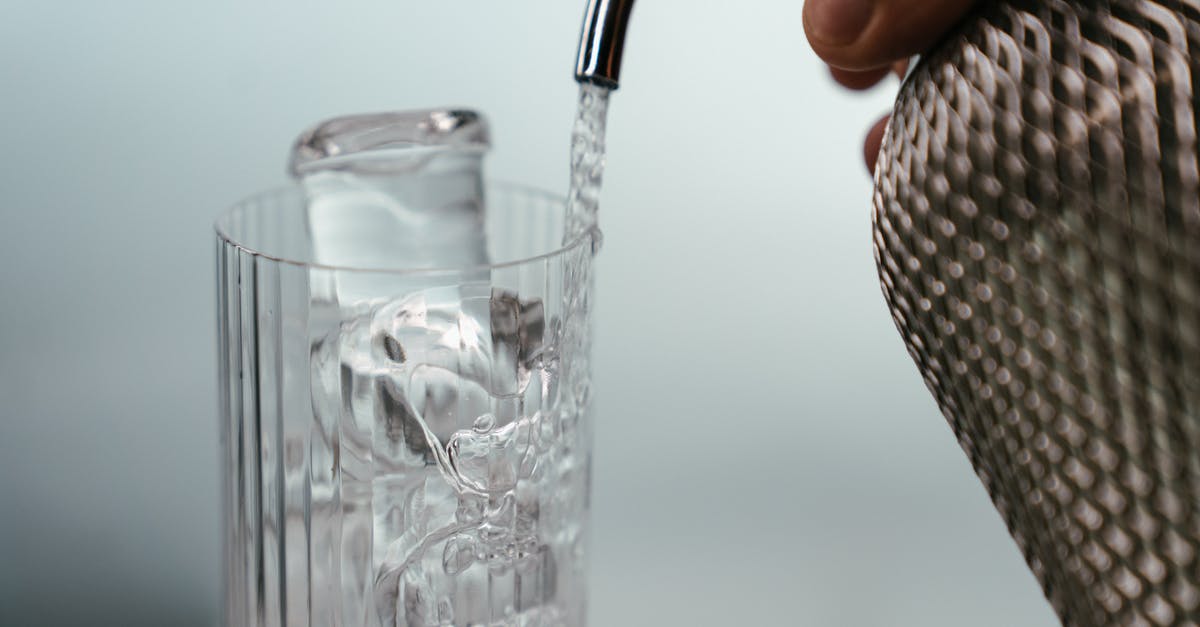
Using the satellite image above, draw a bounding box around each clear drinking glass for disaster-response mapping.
[215,110,598,626]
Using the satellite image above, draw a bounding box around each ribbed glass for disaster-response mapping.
[215,183,597,627]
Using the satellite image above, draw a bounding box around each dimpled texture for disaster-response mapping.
[873,1,1200,624]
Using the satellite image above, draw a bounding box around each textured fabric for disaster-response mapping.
[873,1,1200,624]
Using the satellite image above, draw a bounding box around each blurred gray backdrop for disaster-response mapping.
[0,1,1058,625]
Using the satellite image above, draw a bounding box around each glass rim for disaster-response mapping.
[214,180,597,276]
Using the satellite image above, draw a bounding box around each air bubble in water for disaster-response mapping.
[473,413,495,433]
[442,535,477,575]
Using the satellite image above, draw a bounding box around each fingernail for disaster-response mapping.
[806,0,874,46]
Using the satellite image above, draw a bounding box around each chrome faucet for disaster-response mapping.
[574,0,635,89]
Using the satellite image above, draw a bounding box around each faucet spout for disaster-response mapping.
[574,0,635,89]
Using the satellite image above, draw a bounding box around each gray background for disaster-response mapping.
[0,1,1058,625]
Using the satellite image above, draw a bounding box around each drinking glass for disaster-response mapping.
[215,110,598,626]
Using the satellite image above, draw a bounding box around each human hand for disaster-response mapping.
[802,0,976,172]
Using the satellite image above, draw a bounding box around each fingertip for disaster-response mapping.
[807,0,976,71]
[829,65,892,91]
[804,0,883,71]
[804,0,875,48]
[864,114,890,175]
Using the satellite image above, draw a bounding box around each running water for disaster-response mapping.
[563,83,612,242]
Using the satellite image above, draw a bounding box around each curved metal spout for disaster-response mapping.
[574,0,635,89]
